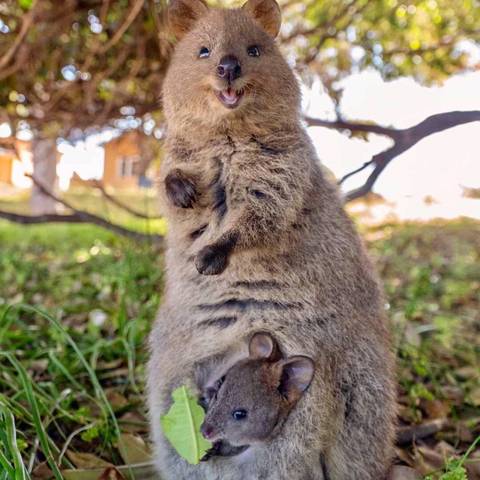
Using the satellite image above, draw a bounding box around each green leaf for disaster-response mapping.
[18,0,33,10]
[160,386,212,465]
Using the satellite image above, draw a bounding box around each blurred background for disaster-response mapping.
[0,0,478,479]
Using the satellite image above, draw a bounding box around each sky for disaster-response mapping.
[304,69,480,221]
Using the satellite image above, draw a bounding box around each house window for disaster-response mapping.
[118,156,140,177]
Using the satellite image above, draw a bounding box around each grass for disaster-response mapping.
[0,207,479,478]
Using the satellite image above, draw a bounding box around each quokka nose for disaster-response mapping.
[217,55,242,83]
[200,422,215,440]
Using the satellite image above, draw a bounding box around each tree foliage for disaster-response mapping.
[282,0,480,104]
[0,0,478,137]
[0,0,171,137]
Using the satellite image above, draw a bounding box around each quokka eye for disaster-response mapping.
[247,45,260,57]
[232,409,248,421]
[199,47,210,58]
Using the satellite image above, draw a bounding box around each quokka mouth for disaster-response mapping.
[213,440,250,456]
[215,87,244,109]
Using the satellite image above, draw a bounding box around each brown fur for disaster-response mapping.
[147,0,397,479]
[199,332,314,451]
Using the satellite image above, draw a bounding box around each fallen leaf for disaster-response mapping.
[404,323,421,347]
[455,366,479,380]
[389,465,421,479]
[32,462,53,479]
[62,462,157,480]
[422,399,450,419]
[98,467,126,480]
[468,387,480,406]
[106,388,129,410]
[66,451,112,469]
[395,447,416,467]
[118,433,152,465]
[119,411,149,434]
[414,444,444,475]
[466,450,480,480]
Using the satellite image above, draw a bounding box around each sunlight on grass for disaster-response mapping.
[0,217,478,478]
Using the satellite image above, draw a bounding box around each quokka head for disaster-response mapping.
[163,0,301,131]
[199,332,314,448]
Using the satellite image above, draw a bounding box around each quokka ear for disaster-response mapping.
[242,0,281,38]
[278,356,315,403]
[168,0,209,39]
[249,332,280,360]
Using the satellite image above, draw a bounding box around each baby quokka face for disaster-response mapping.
[164,0,300,126]
[200,333,314,449]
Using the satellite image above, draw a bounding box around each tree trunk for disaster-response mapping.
[30,137,58,215]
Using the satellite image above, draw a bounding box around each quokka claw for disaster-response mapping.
[195,244,229,275]
[165,169,198,208]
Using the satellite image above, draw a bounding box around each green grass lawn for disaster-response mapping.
[0,215,479,479]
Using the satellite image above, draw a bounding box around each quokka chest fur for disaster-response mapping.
[147,1,397,479]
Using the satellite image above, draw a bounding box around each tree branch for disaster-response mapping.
[0,210,162,243]
[100,0,145,54]
[0,1,37,72]
[304,116,400,139]
[306,110,480,202]
[90,180,162,220]
[20,175,164,244]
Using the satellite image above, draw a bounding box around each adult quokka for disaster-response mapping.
[147,0,397,479]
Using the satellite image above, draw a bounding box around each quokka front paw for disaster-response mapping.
[165,169,198,208]
[195,244,229,275]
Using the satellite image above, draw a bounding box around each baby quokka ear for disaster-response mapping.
[276,356,315,404]
[242,0,282,38]
[168,0,209,39]
[249,332,281,361]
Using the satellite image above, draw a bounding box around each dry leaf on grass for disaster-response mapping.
[98,467,126,480]
[389,465,421,480]
[66,451,113,469]
[119,411,149,434]
[32,462,53,479]
[105,388,129,410]
[118,433,152,465]
[62,462,157,480]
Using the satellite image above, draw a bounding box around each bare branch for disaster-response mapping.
[341,111,480,201]
[0,209,163,243]
[306,110,480,202]
[343,142,408,202]
[338,159,375,185]
[91,181,162,220]
[23,175,164,244]
[304,116,400,139]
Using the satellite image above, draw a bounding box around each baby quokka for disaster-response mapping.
[199,332,314,458]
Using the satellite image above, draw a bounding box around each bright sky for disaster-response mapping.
[305,69,480,221]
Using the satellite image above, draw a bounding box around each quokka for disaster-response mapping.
[147,0,397,479]
[199,332,314,458]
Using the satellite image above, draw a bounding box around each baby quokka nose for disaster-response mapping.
[200,422,216,440]
[217,55,242,83]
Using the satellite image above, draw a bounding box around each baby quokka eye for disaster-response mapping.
[199,47,210,58]
[232,409,248,420]
[247,45,260,57]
